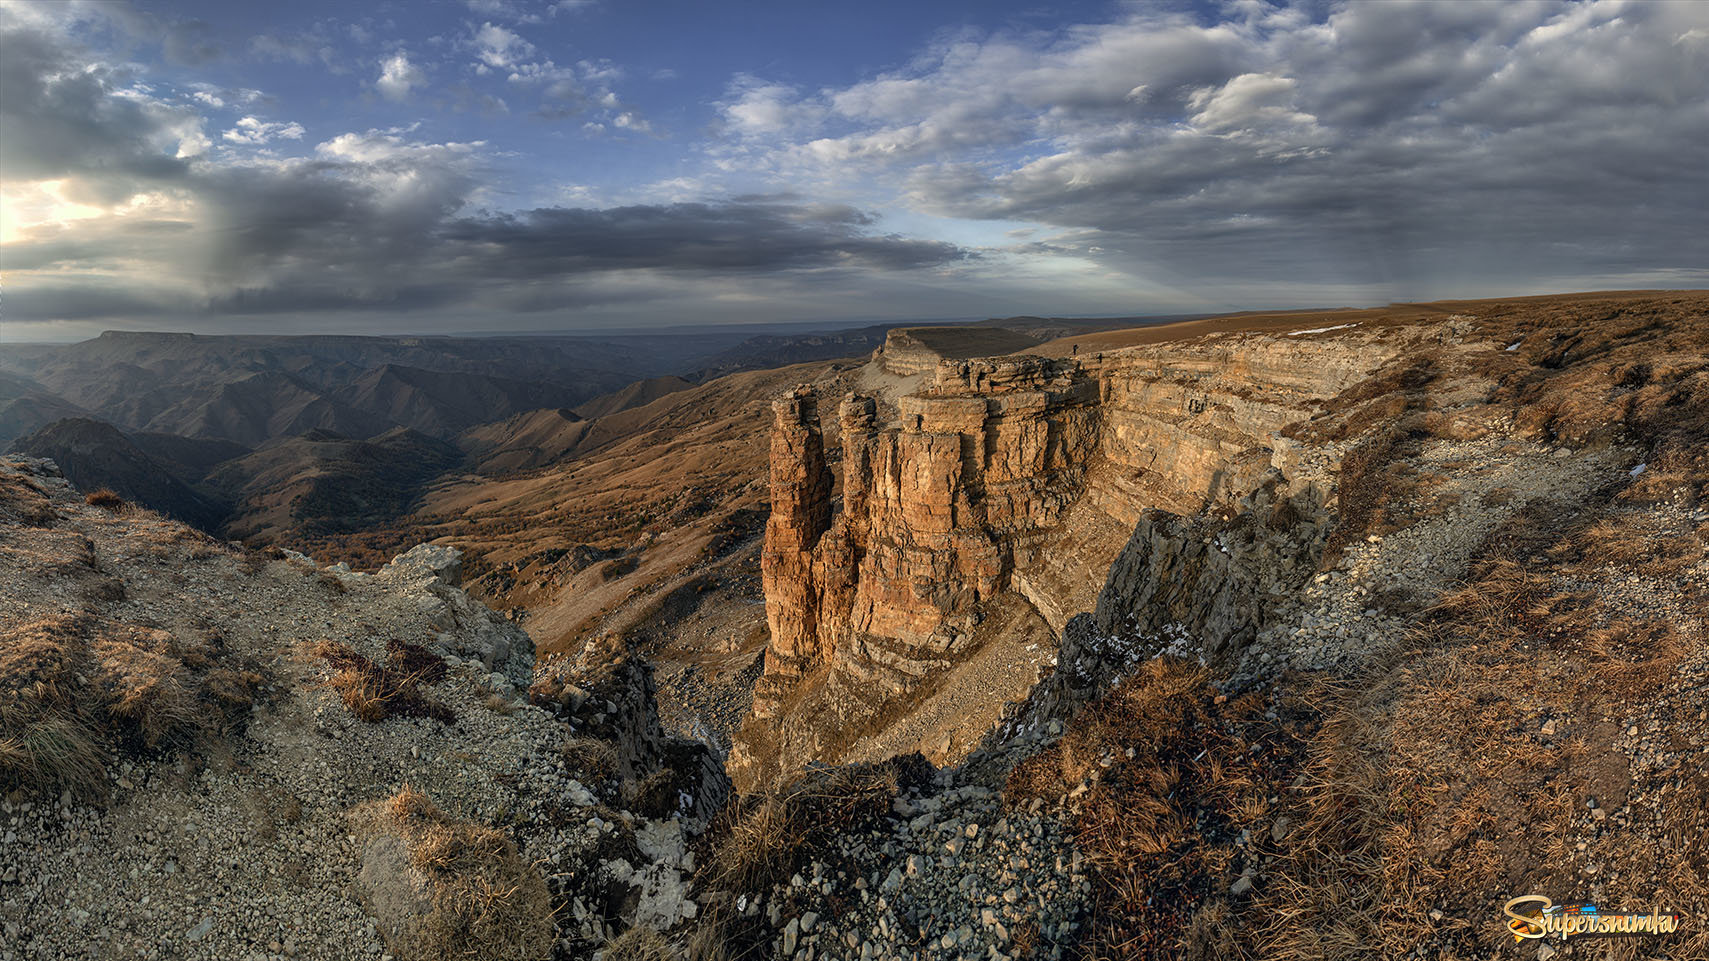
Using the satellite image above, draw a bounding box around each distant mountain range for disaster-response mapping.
[0,317,1138,551]
[0,330,729,448]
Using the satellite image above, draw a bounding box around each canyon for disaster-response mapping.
[733,322,1421,785]
[3,292,1706,961]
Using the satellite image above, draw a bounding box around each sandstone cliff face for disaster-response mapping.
[735,329,1413,786]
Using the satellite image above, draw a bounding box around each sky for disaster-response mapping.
[1,0,1706,339]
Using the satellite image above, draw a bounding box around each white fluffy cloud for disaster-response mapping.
[222,116,306,145]
[471,22,534,71]
[375,51,426,100]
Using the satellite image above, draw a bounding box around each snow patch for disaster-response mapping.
[1286,323,1358,336]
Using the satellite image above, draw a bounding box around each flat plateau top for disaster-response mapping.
[1026,289,1709,357]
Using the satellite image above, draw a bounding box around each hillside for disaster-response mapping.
[0,326,949,451]
[574,375,696,420]
[333,364,593,437]
[0,370,91,448]
[8,418,229,529]
[204,427,463,544]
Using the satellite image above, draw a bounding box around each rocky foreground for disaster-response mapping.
[0,457,724,961]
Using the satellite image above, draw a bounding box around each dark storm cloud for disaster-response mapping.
[442,202,964,274]
[0,4,967,324]
[729,0,1709,296]
[0,18,197,197]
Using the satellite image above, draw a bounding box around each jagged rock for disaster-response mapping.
[739,330,1407,785]
[757,387,836,707]
[533,657,732,826]
[378,544,533,685]
[383,543,465,587]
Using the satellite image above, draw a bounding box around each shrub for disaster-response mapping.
[84,488,125,511]
[601,926,675,961]
[361,785,553,961]
[315,641,454,724]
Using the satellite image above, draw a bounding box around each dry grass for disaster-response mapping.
[707,762,900,893]
[560,737,617,782]
[92,635,200,750]
[386,639,449,684]
[687,760,907,959]
[365,785,553,961]
[602,926,677,961]
[1,615,264,797]
[1251,495,1706,959]
[0,472,57,526]
[314,640,454,724]
[1470,296,1709,502]
[84,488,126,511]
[1005,657,1313,960]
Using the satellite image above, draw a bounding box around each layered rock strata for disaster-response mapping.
[737,330,1411,786]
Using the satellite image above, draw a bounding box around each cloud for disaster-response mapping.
[470,22,534,71]
[0,13,201,196]
[251,31,338,67]
[719,1,1709,296]
[159,17,223,65]
[505,57,645,126]
[221,116,307,145]
[6,0,1705,332]
[1,14,964,327]
[375,51,427,100]
[720,75,827,137]
[441,200,964,276]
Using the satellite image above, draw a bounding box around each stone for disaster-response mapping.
[737,332,1406,782]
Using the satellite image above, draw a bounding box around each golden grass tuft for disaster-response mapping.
[0,615,104,795]
[92,636,200,750]
[314,640,454,724]
[602,926,676,961]
[707,761,898,894]
[84,488,126,511]
[1,614,265,796]
[688,760,903,958]
[559,736,617,782]
[365,785,553,961]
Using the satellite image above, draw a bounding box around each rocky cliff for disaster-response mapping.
[734,327,1418,785]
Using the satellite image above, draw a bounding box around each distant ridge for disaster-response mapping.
[8,417,228,530]
[573,375,695,420]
